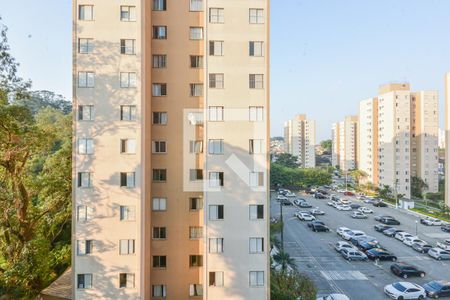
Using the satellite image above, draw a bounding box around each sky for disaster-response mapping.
[1,0,450,141]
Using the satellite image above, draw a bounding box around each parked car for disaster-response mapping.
[403,237,426,247]
[350,235,377,246]
[349,203,361,209]
[422,217,446,226]
[339,199,352,205]
[395,232,415,242]
[412,243,433,254]
[351,211,367,219]
[337,189,346,193]
[436,239,450,251]
[336,226,351,237]
[285,191,297,198]
[330,195,340,201]
[305,188,315,195]
[293,198,306,206]
[423,280,450,299]
[336,205,351,211]
[341,248,368,261]
[373,200,388,207]
[314,192,327,199]
[384,282,426,300]
[334,241,356,253]
[357,241,381,253]
[298,202,312,208]
[295,211,316,221]
[276,195,287,201]
[316,294,350,300]
[441,225,450,232]
[342,230,365,241]
[317,189,329,195]
[307,220,325,228]
[327,201,335,206]
[374,224,392,233]
[358,207,373,214]
[280,198,293,206]
[420,216,435,225]
[311,224,330,232]
[390,263,425,279]
[366,248,397,261]
[309,208,325,216]
[375,215,394,222]
[381,217,401,225]
[383,228,404,237]
[364,198,376,204]
[428,247,450,260]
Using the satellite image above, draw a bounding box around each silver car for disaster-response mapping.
[428,247,450,260]
[341,249,368,261]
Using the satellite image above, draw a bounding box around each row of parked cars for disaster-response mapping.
[384,280,450,299]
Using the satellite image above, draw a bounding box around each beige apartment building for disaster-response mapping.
[358,98,378,185]
[445,74,450,205]
[284,114,316,168]
[331,116,358,171]
[72,1,270,299]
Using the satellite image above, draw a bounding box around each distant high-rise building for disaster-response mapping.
[445,73,450,205]
[284,114,316,168]
[358,98,378,185]
[331,116,358,172]
[331,122,340,168]
[439,128,446,149]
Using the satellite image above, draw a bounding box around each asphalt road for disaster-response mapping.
[271,191,450,300]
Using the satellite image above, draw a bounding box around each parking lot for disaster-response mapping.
[271,191,450,299]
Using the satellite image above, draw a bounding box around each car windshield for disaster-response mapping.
[393,282,407,292]
[428,281,443,290]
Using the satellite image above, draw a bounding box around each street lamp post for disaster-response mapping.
[280,200,284,251]
[415,220,418,236]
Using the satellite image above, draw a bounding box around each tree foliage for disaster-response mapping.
[320,139,332,152]
[271,269,317,300]
[274,153,300,168]
[411,176,428,198]
[271,163,332,189]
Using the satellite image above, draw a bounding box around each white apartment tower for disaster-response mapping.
[331,122,340,168]
[331,116,358,171]
[284,114,316,168]
[358,98,378,185]
[445,73,450,205]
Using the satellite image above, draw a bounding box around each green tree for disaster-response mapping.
[349,169,368,187]
[411,176,428,198]
[273,251,297,272]
[320,139,332,152]
[13,90,72,115]
[271,270,317,300]
[274,153,299,168]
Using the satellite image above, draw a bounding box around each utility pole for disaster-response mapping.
[280,200,284,251]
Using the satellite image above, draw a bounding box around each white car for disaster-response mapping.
[295,212,315,221]
[276,195,287,201]
[423,218,446,226]
[334,241,356,253]
[336,226,351,237]
[436,239,450,251]
[316,294,350,300]
[286,192,297,198]
[337,205,351,211]
[403,237,425,247]
[327,201,334,206]
[358,207,373,214]
[339,199,351,205]
[395,232,414,242]
[351,211,367,219]
[384,282,426,300]
[342,230,365,241]
[337,189,346,193]
[428,247,450,260]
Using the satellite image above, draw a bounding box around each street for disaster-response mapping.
[271,191,450,300]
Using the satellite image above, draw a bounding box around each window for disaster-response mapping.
[119,239,135,255]
[249,74,264,89]
[119,273,135,288]
[209,41,224,56]
[78,38,94,54]
[153,0,166,11]
[77,274,92,289]
[79,5,93,21]
[249,238,264,253]
[189,226,203,239]
[77,240,93,256]
[77,206,93,222]
[249,139,263,154]
[189,255,203,267]
[209,106,224,121]
[209,238,224,253]
[153,169,167,182]
[189,284,203,297]
[152,141,167,154]
[249,106,264,121]
[120,206,136,221]
[209,74,224,89]
[78,138,94,155]
[121,139,136,154]
[190,27,203,40]
[190,84,203,97]
[153,227,167,239]
[120,39,136,55]
[153,26,167,39]
[152,83,167,96]
[209,172,224,187]
[209,205,224,220]
[249,172,264,187]
[153,112,168,125]
[78,72,95,88]
[190,169,203,181]
[208,139,224,155]
[249,9,264,24]
[249,205,264,220]
[120,6,136,21]
[78,105,94,121]
[190,55,203,68]
[190,0,203,11]
[152,285,166,298]
[120,72,137,88]
[189,197,203,211]
[120,105,136,121]
[120,172,135,188]
[190,140,203,154]
[153,256,167,268]
[152,197,167,211]
[210,8,224,23]
[209,272,224,287]
[78,172,92,188]
[249,271,264,286]
[153,55,167,68]
[249,41,264,57]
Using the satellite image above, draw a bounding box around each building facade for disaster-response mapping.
[358,98,378,185]
[445,74,450,205]
[331,116,358,172]
[284,114,316,168]
[72,1,270,299]
[331,122,340,168]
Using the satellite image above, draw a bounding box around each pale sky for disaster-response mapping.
[1,0,450,141]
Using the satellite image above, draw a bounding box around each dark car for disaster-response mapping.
[350,235,377,246]
[350,203,361,209]
[317,189,329,195]
[314,193,326,199]
[298,202,312,208]
[305,188,315,195]
[374,224,392,232]
[366,248,397,261]
[281,199,293,206]
[390,263,425,279]
[441,225,450,233]
[307,220,325,228]
[383,228,404,237]
[380,217,400,225]
[375,215,394,222]
[311,224,330,232]
[412,243,433,254]
[424,280,450,299]
[373,200,388,207]
[357,241,381,253]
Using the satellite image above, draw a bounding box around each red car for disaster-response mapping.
[344,191,355,196]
